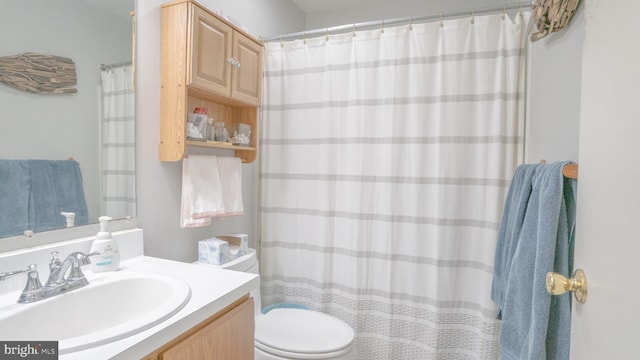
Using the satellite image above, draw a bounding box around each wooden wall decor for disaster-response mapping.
[0,52,77,94]
[531,0,581,42]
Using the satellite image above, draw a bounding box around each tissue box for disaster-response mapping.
[215,234,248,259]
[198,238,230,265]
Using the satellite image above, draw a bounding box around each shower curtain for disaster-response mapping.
[100,65,136,218]
[260,11,530,360]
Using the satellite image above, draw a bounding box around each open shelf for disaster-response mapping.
[186,140,256,151]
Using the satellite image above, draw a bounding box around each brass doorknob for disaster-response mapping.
[546,269,588,303]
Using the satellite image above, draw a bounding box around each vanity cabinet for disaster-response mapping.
[144,295,255,360]
[160,0,263,163]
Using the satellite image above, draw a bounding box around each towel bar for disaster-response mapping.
[539,160,578,179]
[562,164,578,179]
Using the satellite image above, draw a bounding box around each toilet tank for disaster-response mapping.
[216,248,257,272]
[206,248,262,314]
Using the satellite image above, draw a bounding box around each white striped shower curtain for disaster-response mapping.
[260,11,530,360]
[100,65,136,218]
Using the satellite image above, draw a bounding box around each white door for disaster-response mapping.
[570,1,640,358]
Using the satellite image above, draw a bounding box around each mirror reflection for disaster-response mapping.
[0,0,135,239]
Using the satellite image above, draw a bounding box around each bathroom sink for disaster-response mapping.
[0,271,191,354]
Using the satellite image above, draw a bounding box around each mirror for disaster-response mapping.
[0,0,135,240]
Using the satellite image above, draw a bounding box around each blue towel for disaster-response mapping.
[0,160,32,237]
[491,161,577,360]
[27,160,89,233]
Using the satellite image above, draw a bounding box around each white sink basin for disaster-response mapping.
[0,271,191,354]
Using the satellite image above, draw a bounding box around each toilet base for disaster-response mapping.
[255,343,356,360]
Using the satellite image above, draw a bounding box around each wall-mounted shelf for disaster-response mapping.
[160,0,263,163]
[187,140,256,152]
[186,140,256,163]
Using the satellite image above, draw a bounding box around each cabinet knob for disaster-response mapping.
[227,58,241,68]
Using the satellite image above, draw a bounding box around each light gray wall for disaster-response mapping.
[0,0,132,224]
[526,9,582,163]
[304,0,521,29]
[136,0,304,261]
[301,0,583,164]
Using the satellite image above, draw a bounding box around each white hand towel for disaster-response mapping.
[217,156,244,216]
[180,155,225,228]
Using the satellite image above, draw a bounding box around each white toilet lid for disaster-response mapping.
[255,308,355,355]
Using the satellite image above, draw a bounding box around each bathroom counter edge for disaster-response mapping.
[61,255,260,360]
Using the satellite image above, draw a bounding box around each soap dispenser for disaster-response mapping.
[89,216,120,272]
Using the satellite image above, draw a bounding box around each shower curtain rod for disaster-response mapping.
[100,61,132,71]
[263,1,532,43]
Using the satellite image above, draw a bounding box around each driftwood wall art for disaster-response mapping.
[0,52,77,94]
[531,0,581,42]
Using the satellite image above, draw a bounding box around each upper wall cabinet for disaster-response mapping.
[189,5,262,106]
[160,0,263,162]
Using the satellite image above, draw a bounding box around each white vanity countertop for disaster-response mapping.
[61,255,259,360]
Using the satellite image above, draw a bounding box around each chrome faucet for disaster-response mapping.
[0,251,97,304]
[44,251,96,296]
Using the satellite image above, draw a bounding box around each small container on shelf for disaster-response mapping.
[213,122,229,142]
[207,118,215,141]
[186,109,208,141]
[230,123,251,146]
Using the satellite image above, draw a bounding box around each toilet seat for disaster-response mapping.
[255,308,355,359]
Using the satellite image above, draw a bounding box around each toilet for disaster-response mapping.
[201,248,356,360]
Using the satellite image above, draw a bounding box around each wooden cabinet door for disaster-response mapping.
[160,297,255,360]
[189,5,233,96]
[231,33,263,107]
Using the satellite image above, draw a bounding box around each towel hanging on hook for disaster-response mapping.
[539,159,578,179]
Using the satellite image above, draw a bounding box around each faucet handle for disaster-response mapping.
[18,265,43,303]
[0,264,37,282]
[65,252,95,286]
[67,251,97,266]
[0,264,43,304]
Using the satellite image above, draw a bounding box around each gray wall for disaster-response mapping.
[526,9,582,163]
[302,0,583,164]
[136,0,304,261]
[304,0,525,29]
[0,0,132,224]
